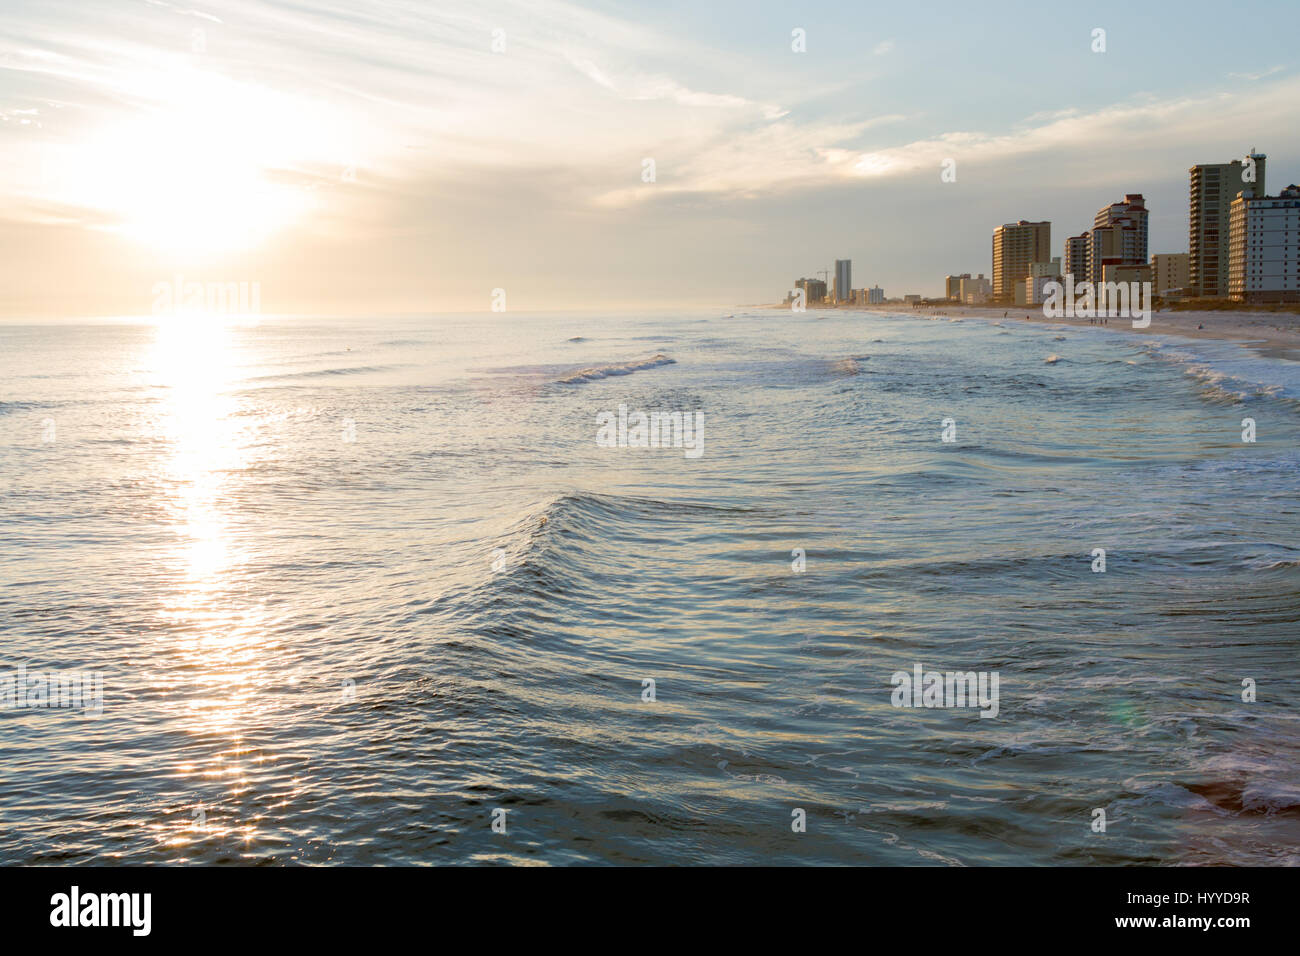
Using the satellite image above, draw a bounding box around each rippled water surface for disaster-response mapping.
[2,310,1298,865]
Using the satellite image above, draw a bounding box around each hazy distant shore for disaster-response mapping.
[757,301,1300,358]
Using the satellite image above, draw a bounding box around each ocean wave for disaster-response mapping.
[1143,341,1297,405]
[449,489,762,647]
[0,400,54,416]
[529,490,755,529]
[479,489,755,571]
[1254,557,1300,571]
[249,364,403,382]
[555,353,675,385]
[1183,363,1248,403]
[828,356,869,376]
[1181,777,1300,816]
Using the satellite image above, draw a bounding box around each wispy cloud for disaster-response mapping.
[141,0,223,24]
[10,0,1290,224]
[1227,65,1284,81]
[566,55,756,109]
[590,77,1300,205]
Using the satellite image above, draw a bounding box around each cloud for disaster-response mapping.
[141,0,223,24]
[1227,65,1283,81]
[591,76,1300,206]
[567,56,754,109]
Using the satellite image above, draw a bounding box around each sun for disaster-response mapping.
[55,60,344,257]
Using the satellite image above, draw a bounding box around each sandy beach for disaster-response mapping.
[844,302,1300,360]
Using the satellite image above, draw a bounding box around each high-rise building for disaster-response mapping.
[1094,195,1148,260]
[1190,150,1266,296]
[958,274,991,305]
[1089,194,1148,283]
[1151,253,1190,295]
[834,260,852,303]
[867,285,885,305]
[1228,185,1300,304]
[945,274,970,301]
[1064,234,1090,282]
[1090,221,1141,284]
[992,220,1051,303]
[1023,259,1062,306]
[795,277,827,304]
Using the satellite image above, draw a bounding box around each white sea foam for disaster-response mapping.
[1143,339,1300,404]
[556,353,675,384]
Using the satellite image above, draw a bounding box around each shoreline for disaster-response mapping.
[759,302,1300,360]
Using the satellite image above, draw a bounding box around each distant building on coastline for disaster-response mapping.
[1099,259,1153,291]
[794,277,827,304]
[867,285,885,304]
[945,273,991,304]
[1023,259,1062,306]
[1151,253,1190,295]
[1064,234,1090,283]
[1089,221,1141,283]
[992,220,1051,303]
[834,260,852,304]
[959,274,991,305]
[1228,184,1300,304]
[1090,194,1148,283]
[826,261,847,303]
[1190,150,1266,296]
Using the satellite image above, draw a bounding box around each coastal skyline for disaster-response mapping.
[3,0,1300,317]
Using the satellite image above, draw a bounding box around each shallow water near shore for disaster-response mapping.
[2,308,1298,865]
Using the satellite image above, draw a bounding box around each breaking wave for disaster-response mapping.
[555,353,676,385]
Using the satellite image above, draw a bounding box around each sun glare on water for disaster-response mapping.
[146,317,261,729]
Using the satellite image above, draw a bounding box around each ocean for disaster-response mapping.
[2,308,1298,865]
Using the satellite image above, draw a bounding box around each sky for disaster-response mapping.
[1,0,1298,318]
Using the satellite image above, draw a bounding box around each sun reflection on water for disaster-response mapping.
[147,316,281,851]
[152,316,243,588]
